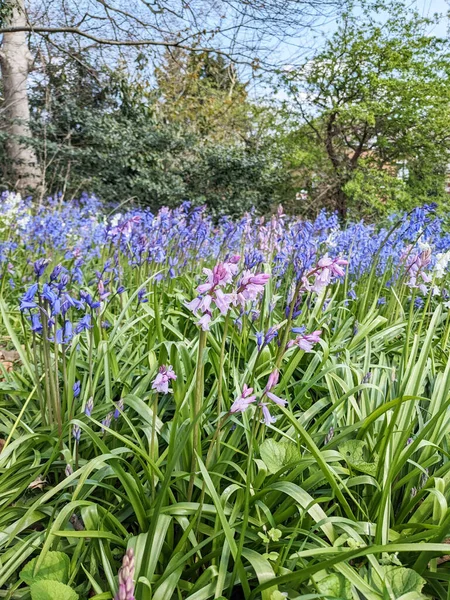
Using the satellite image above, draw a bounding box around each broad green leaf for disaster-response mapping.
[260,438,301,474]
[372,565,426,598]
[20,552,70,585]
[338,440,378,476]
[30,580,78,600]
[316,573,352,599]
[384,566,426,597]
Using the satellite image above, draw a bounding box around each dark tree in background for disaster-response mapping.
[22,48,288,214]
[0,0,343,197]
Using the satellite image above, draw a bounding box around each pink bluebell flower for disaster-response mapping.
[403,246,432,292]
[288,330,322,352]
[265,391,287,407]
[260,402,276,425]
[265,369,279,392]
[197,313,212,331]
[303,256,348,294]
[214,289,236,315]
[230,384,257,413]
[152,364,177,394]
[197,262,235,294]
[114,548,135,600]
[235,271,270,306]
[185,295,212,314]
[186,257,241,326]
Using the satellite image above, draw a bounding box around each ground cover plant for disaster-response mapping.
[1,192,450,599]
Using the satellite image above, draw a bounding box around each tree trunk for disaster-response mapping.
[0,0,41,193]
[336,185,347,221]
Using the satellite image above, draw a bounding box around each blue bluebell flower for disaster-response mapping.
[20,284,38,311]
[79,291,100,309]
[256,331,264,350]
[30,313,43,333]
[114,399,124,419]
[50,264,63,281]
[42,283,57,304]
[414,297,424,309]
[34,259,48,279]
[291,326,306,335]
[75,314,92,334]
[73,381,81,398]
[72,424,81,442]
[85,397,94,417]
[137,288,148,305]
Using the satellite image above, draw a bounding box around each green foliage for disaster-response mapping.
[260,438,301,473]
[30,581,78,600]
[281,1,450,218]
[338,439,379,476]
[373,565,426,597]
[20,552,70,585]
[0,0,14,28]
[315,573,352,598]
[16,51,289,215]
[154,49,250,143]
[342,165,413,219]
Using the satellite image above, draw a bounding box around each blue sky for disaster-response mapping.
[301,0,449,58]
[252,0,450,99]
[249,0,449,81]
[409,0,449,32]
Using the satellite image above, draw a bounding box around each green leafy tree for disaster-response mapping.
[281,2,450,219]
[24,52,289,214]
[154,49,251,143]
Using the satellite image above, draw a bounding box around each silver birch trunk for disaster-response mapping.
[0,0,42,192]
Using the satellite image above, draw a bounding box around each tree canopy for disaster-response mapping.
[280,1,450,218]
[7,49,289,214]
[2,0,450,219]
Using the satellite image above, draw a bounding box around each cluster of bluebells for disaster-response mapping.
[18,255,125,343]
[227,254,339,425]
[2,193,450,334]
[401,245,432,293]
[186,256,270,330]
[230,368,287,425]
[152,365,177,393]
[0,194,439,280]
[285,255,349,320]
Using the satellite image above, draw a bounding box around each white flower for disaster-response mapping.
[0,192,24,228]
[326,226,340,249]
[434,251,450,280]
[16,215,31,230]
[417,238,431,252]
[110,213,122,228]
